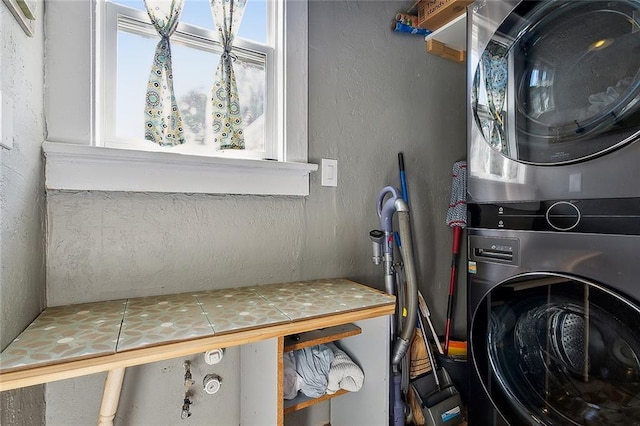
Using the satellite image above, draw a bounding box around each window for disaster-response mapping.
[106,0,273,159]
[43,0,315,196]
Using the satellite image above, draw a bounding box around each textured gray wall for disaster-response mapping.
[45,192,308,304]
[305,2,467,338]
[42,1,466,425]
[0,1,47,425]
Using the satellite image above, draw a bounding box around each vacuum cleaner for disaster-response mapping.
[371,184,418,426]
[370,154,463,426]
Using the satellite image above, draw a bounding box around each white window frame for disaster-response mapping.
[43,0,316,196]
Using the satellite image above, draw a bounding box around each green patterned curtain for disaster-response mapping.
[143,0,185,146]
[210,0,247,149]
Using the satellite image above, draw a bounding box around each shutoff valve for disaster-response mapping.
[204,348,225,365]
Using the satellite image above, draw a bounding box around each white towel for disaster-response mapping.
[325,342,365,394]
[294,344,335,398]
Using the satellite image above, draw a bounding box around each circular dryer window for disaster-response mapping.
[471,273,640,425]
[471,0,640,164]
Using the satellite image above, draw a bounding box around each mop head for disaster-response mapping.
[446,161,467,229]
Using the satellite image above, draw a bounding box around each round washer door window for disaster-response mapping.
[471,273,640,425]
[472,0,640,164]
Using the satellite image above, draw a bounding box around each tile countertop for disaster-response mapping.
[0,279,395,374]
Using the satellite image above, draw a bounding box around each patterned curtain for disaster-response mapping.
[143,0,185,146]
[210,0,247,149]
[480,41,509,154]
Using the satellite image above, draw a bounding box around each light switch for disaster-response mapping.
[0,91,13,150]
[321,158,338,187]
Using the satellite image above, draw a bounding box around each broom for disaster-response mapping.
[444,161,467,355]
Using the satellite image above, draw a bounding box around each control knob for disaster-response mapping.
[546,201,580,231]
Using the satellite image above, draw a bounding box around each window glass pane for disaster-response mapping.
[115,0,213,31]
[115,30,265,155]
[112,0,266,44]
[116,31,154,142]
[171,40,219,147]
[180,0,213,30]
[234,60,266,151]
[237,0,267,44]
[113,0,144,12]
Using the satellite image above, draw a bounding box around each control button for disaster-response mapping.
[546,201,581,231]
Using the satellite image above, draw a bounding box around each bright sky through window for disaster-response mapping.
[111,0,269,157]
[117,0,267,43]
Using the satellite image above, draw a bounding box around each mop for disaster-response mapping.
[400,161,467,426]
[444,161,467,355]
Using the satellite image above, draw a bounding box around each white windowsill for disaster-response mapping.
[43,142,318,196]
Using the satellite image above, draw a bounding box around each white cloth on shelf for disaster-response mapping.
[283,351,302,400]
[294,344,335,398]
[325,342,365,394]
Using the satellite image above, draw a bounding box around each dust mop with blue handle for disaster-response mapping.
[444,161,467,355]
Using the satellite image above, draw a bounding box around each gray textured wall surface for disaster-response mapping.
[0,1,47,425]
[305,1,467,335]
[45,192,308,304]
[42,1,466,425]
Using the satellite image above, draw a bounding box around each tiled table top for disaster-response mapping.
[0,279,394,373]
[0,300,127,372]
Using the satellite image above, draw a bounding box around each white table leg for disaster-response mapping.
[97,367,126,426]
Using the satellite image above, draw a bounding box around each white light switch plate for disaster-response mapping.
[321,158,338,187]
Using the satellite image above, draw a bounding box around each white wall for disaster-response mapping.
[0,1,47,424]
[42,1,466,425]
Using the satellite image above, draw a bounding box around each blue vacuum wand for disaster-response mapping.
[399,152,408,203]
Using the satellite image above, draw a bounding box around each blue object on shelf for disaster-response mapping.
[393,21,431,36]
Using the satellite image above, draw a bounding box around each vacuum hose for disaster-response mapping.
[391,201,418,366]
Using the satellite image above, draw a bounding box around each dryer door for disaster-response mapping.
[470,273,640,425]
[471,0,640,165]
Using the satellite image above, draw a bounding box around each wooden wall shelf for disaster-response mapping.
[425,13,466,63]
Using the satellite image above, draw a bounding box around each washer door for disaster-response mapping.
[471,273,640,425]
[472,0,640,164]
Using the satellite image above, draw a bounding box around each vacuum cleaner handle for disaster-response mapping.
[391,207,418,366]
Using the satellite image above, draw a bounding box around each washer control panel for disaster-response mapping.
[468,198,640,235]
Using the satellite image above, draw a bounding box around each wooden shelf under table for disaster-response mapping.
[282,323,362,415]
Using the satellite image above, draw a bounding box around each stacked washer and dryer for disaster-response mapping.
[465,1,640,424]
